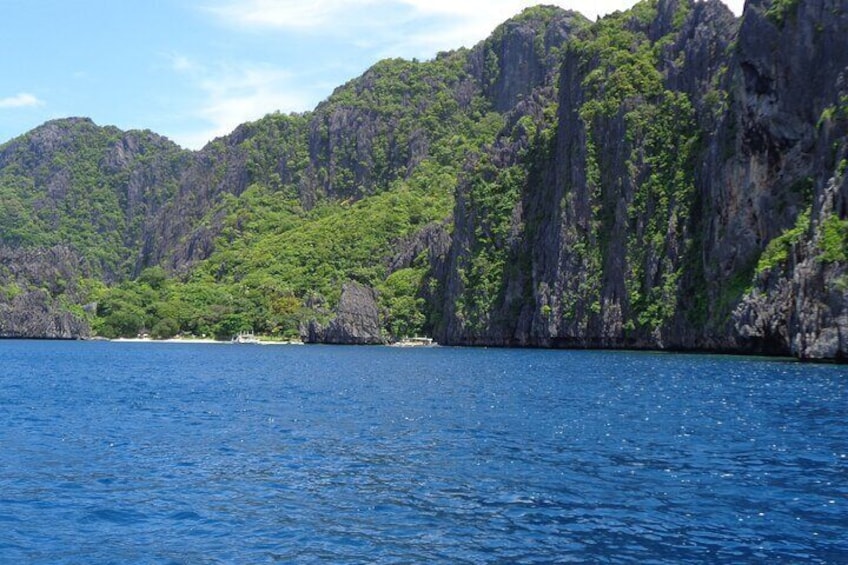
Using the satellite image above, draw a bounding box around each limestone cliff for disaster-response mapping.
[302,282,385,345]
[433,0,848,360]
[436,0,738,348]
[1,1,846,359]
[0,246,92,338]
[0,117,189,280]
[731,0,848,359]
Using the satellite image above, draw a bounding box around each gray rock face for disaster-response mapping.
[1,1,845,358]
[436,0,737,349]
[0,289,89,339]
[303,282,384,345]
[0,246,91,339]
[0,117,189,280]
[433,0,848,360]
[735,172,848,360]
[468,7,589,112]
[726,0,848,359]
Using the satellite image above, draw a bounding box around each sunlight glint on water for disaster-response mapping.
[1,341,846,563]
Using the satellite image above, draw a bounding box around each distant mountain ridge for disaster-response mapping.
[1,0,846,360]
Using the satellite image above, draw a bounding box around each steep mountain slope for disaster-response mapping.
[437,0,740,347]
[731,0,848,359]
[0,0,846,360]
[0,5,586,341]
[0,118,188,278]
[433,0,848,360]
[149,6,586,274]
[0,246,92,339]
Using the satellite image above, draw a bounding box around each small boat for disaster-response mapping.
[231,331,260,344]
[390,336,435,347]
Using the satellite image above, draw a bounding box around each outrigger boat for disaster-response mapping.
[231,331,260,344]
[390,336,435,347]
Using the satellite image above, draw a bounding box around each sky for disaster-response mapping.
[0,0,744,150]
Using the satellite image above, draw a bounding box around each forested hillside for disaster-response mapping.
[1,0,846,360]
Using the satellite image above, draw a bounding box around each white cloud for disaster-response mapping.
[169,57,311,149]
[208,0,593,31]
[390,0,744,36]
[208,0,744,37]
[204,0,744,66]
[206,0,380,29]
[170,54,195,72]
[403,0,624,20]
[180,0,746,149]
[0,92,44,109]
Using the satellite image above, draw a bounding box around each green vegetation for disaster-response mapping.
[378,266,427,337]
[818,96,848,130]
[91,159,460,340]
[454,161,527,334]
[4,0,838,352]
[446,0,701,337]
[625,91,699,330]
[0,173,45,246]
[569,0,701,332]
[717,262,756,321]
[208,176,452,305]
[819,214,848,263]
[757,207,811,273]
[0,120,187,276]
[87,40,508,339]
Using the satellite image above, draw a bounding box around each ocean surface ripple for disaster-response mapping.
[1,341,846,563]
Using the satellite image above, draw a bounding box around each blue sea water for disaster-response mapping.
[0,341,846,564]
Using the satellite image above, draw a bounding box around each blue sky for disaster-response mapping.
[0,0,743,150]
